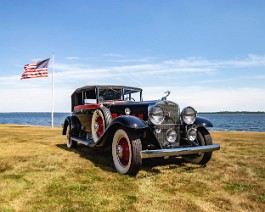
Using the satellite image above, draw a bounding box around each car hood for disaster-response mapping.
[105,100,160,120]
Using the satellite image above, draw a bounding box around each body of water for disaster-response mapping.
[0,113,264,132]
[199,113,265,132]
[0,113,70,127]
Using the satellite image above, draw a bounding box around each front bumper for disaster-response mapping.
[140,144,220,159]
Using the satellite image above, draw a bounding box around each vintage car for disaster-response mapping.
[62,85,220,175]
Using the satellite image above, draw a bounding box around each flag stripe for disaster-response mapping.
[21,58,50,80]
[22,71,48,74]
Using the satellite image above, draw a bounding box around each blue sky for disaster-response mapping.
[0,0,265,112]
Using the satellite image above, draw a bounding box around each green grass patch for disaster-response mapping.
[224,183,254,192]
[251,194,265,203]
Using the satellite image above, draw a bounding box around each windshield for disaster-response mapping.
[98,88,122,102]
[123,88,142,101]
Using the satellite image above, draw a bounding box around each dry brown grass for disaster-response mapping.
[0,125,264,211]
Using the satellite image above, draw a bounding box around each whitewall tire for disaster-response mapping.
[112,129,142,175]
[66,125,77,148]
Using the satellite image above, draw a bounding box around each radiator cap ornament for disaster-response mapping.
[161,91,171,100]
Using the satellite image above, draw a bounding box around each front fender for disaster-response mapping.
[95,115,149,147]
[194,116,213,128]
[110,115,148,129]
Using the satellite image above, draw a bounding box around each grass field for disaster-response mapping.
[0,125,264,211]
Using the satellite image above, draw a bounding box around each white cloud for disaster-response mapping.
[53,60,214,81]
[164,54,265,68]
[65,56,80,60]
[0,87,52,112]
[1,84,263,112]
[1,54,264,112]
[142,86,265,112]
[47,61,215,89]
[254,75,265,79]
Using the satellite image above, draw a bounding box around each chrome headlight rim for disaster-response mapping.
[166,128,177,143]
[149,106,165,125]
[181,106,197,125]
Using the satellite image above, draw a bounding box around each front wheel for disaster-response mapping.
[182,127,213,164]
[112,129,142,175]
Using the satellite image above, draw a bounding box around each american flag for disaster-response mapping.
[21,58,50,80]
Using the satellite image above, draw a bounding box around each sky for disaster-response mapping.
[0,0,265,112]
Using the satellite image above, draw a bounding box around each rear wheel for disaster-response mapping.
[66,125,77,148]
[112,129,142,175]
[182,127,213,164]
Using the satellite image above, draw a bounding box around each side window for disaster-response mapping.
[84,90,96,104]
[76,92,83,105]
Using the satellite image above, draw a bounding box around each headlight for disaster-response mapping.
[166,129,177,143]
[181,106,197,125]
[187,128,197,141]
[149,106,164,125]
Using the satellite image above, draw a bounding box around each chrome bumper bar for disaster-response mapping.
[140,144,220,159]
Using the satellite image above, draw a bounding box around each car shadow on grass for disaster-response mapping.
[141,157,204,175]
[56,143,205,176]
[56,143,116,173]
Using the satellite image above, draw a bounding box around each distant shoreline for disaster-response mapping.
[199,111,265,114]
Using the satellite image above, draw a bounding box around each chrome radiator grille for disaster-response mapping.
[153,101,180,148]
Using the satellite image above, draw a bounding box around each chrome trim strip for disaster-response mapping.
[156,123,179,126]
[140,144,220,159]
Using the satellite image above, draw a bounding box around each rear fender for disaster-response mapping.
[62,116,81,136]
[194,116,213,128]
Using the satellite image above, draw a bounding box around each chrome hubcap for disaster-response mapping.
[94,122,99,132]
[117,145,123,158]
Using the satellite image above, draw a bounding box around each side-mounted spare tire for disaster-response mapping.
[91,105,112,143]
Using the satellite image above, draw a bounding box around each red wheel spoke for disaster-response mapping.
[96,116,104,137]
[118,137,130,166]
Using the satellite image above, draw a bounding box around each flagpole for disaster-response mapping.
[51,52,55,128]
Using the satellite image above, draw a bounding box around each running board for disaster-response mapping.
[71,137,96,147]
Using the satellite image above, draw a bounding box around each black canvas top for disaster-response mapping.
[73,85,142,94]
